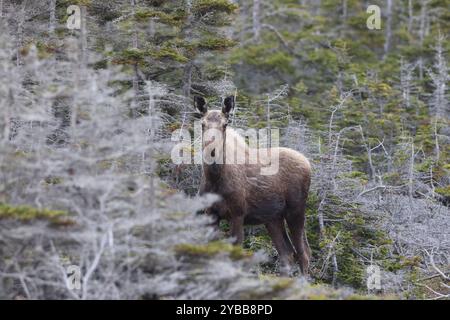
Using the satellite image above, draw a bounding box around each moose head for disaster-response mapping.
[194,96,235,165]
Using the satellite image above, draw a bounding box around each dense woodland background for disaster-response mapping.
[0,0,449,299]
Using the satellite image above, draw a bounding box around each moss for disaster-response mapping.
[174,241,252,260]
[435,185,450,197]
[71,0,92,5]
[346,294,379,300]
[271,277,294,292]
[339,171,369,183]
[0,203,67,223]
[308,293,329,300]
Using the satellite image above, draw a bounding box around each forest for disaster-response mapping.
[0,0,448,300]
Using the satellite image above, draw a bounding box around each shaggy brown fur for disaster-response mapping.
[196,96,311,274]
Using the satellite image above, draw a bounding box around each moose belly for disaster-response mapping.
[244,197,286,225]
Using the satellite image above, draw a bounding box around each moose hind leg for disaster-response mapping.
[265,220,295,275]
[286,205,310,275]
[281,222,296,262]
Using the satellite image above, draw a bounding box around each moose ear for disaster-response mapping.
[194,96,207,114]
[222,96,235,116]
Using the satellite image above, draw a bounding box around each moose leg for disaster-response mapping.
[265,220,295,275]
[230,215,244,245]
[286,206,310,275]
[281,224,296,262]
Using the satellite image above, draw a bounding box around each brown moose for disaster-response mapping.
[196,96,311,274]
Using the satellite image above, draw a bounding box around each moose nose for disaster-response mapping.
[204,139,214,147]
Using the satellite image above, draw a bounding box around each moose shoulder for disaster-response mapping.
[196,96,311,275]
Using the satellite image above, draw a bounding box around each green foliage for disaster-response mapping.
[230,44,293,74]
[0,203,65,221]
[149,47,189,63]
[6,0,448,299]
[135,9,187,26]
[227,0,449,197]
[114,48,147,65]
[68,0,92,5]
[269,277,294,292]
[0,203,73,227]
[339,171,369,183]
[197,37,236,51]
[435,185,450,198]
[193,0,238,15]
[174,241,253,260]
[305,193,395,290]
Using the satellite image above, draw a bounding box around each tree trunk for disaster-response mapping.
[16,1,27,67]
[384,0,393,56]
[182,62,193,98]
[49,0,56,35]
[80,6,88,65]
[131,0,140,117]
[407,0,413,33]
[252,0,261,43]
[408,141,415,215]
[417,2,427,80]
[342,0,347,21]
[434,119,440,161]
[419,1,427,47]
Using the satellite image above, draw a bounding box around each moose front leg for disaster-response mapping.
[230,215,244,245]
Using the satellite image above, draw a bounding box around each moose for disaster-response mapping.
[195,95,312,274]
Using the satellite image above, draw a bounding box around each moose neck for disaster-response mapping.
[201,127,250,178]
[203,137,227,181]
[203,162,225,181]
